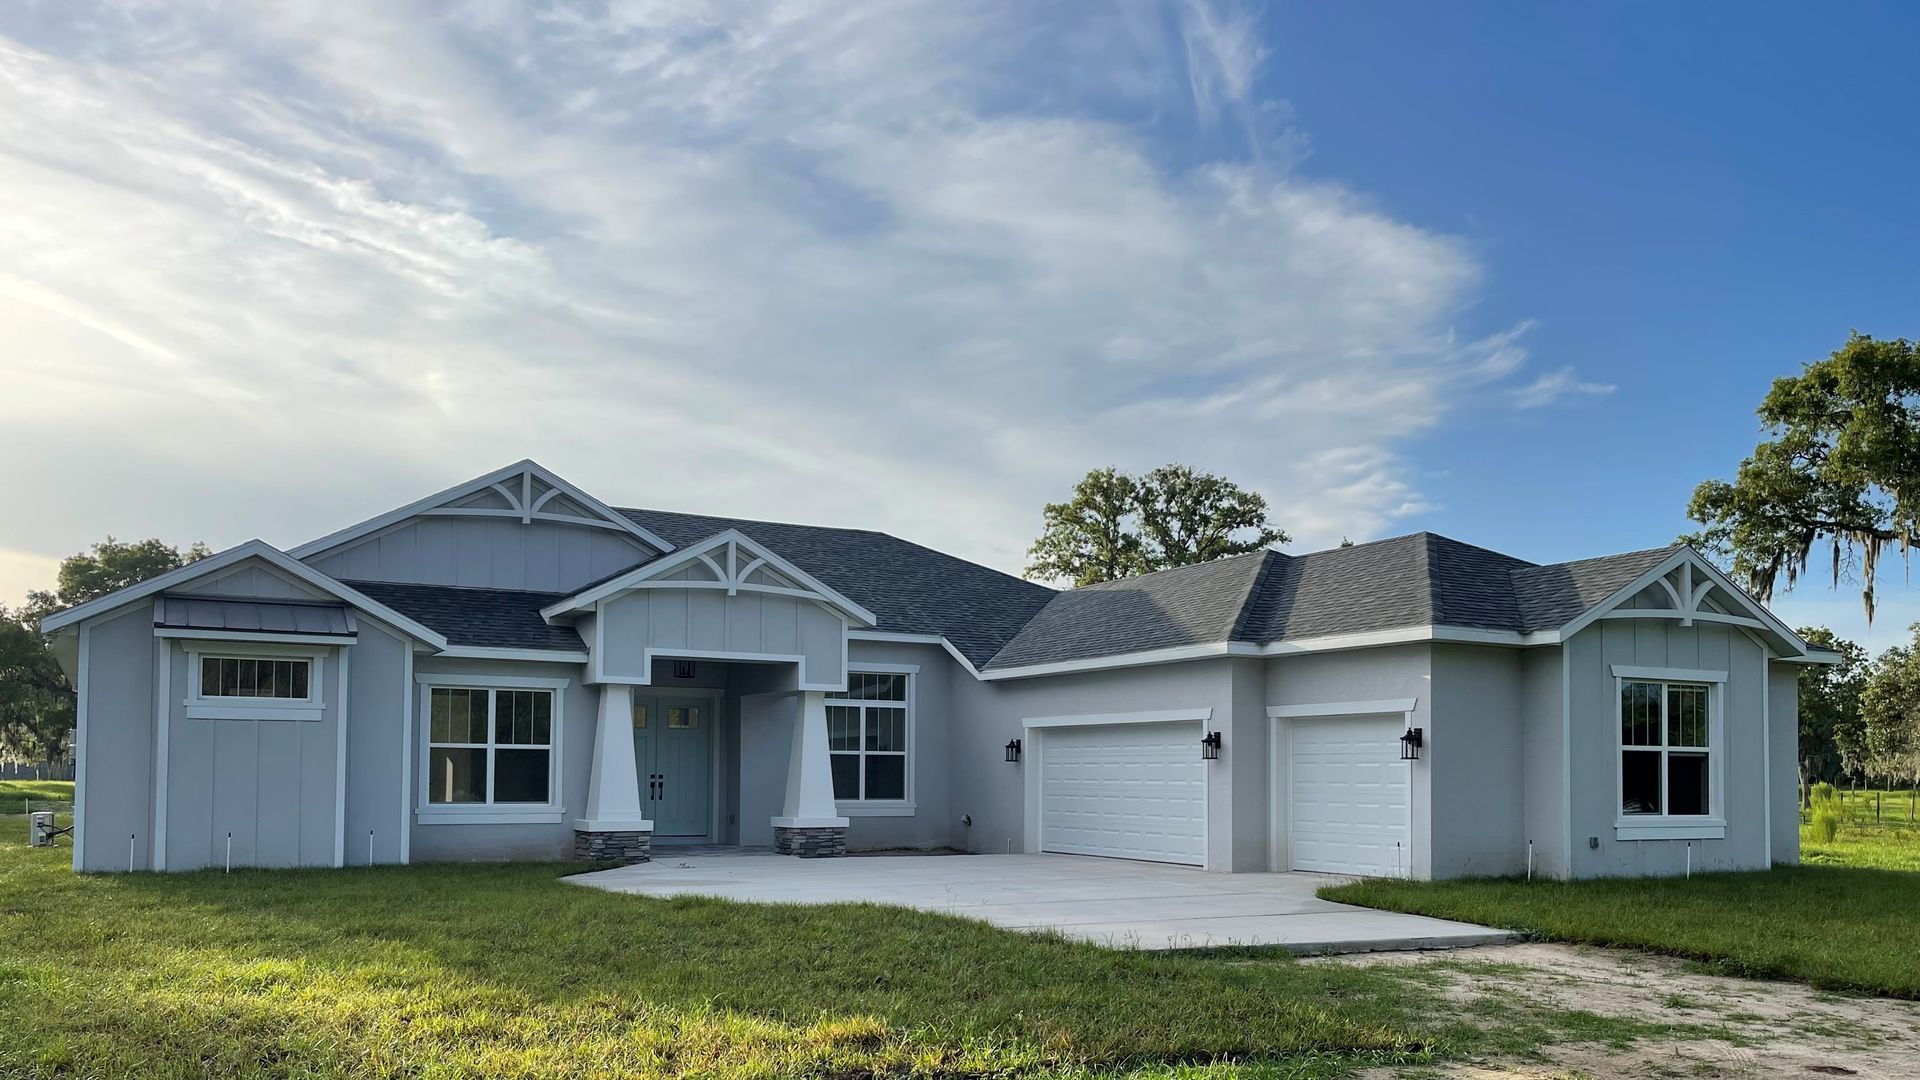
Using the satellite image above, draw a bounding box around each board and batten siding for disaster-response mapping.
[77,604,157,871]
[305,516,651,593]
[1564,619,1772,877]
[595,588,846,689]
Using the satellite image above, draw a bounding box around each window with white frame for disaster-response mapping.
[427,687,555,806]
[198,656,312,701]
[1619,680,1712,817]
[826,672,909,802]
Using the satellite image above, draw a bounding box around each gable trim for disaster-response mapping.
[540,529,878,627]
[1556,547,1809,657]
[39,540,450,650]
[288,459,674,561]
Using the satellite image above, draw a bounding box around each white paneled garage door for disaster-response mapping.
[1039,722,1205,865]
[1288,715,1410,877]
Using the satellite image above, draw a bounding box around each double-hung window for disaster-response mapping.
[826,671,910,804]
[1619,680,1713,818]
[427,686,556,807]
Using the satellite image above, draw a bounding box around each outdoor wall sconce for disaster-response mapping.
[672,660,697,679]
[1399,727,1424,761]
[1200,731,1222,761]
[1004,738,1022,763]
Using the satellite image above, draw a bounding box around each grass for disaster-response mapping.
[0,780,72,815]
[0,817,1473,1079]
[1323,862,1920,1000]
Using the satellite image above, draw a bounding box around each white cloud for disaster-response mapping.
[1510,366,1616,409]
[0,1,1604,602]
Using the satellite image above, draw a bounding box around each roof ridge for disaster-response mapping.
[1228,549,1285,642]
[1064,546,1279,592]
[1421,534,1443,625]
[1519,542,1684,576]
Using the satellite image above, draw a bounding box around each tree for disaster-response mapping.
[1025,468,1149,586]
[1026,465,1286,585]
[1795,626,1866,795]
[1,537,209,766]
[1859,625,1920,787]
[23,536,212,622]
[1687,333,1920,623]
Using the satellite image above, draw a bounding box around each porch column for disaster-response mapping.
[571,684,653,863]
[771,690,849,857]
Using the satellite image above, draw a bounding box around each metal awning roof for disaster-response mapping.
[155,596,357,638]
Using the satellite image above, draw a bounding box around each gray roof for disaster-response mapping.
[985,551,1274,670]
[156,595,356,638]
[616,508,1057,667]
[1511,545,1680,632]
[345,580,585,652]
[982,533,1693,670]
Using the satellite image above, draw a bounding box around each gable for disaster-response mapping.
[174,559,334,601]
[1559,548,1810,657]
[543,530,877,627]
[292,460,670,592]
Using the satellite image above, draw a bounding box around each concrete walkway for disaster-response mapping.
[571,851,1516,954]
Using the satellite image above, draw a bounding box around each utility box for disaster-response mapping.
[28,811,55,847]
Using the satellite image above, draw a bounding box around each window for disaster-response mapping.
[199,656,310,701]
[427,687,555,806]
[827,671,909,802]
[1620,680,1713,818]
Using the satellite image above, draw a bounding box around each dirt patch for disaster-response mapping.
[1315,942,1920,1079]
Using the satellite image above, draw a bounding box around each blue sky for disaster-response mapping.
[0,2,1915,648]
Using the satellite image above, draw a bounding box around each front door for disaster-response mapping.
[632,694,713,838]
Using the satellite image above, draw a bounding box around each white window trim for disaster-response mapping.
[830,669,915,813]
[415,673,568,823]
[182,643,328,721]
[1615,675,1726,838]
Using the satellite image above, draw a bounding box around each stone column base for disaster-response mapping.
[773,825,847,858]
[574,829,652,864]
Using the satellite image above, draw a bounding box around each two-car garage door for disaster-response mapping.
[1038,722,1206,866]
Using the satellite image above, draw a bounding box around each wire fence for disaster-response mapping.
[1799,786,1920,835]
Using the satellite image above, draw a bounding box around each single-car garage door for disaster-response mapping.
[1288,715,1410,877]
[1039,722,1205,865]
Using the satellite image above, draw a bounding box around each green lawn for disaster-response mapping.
[0,819,1469,1079]
[0,779,72,815]
[1323,858,1920,999]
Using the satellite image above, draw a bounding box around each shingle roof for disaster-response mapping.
[1510,545,1680,632]
[616,508,1057,667]
[344,580,585,652]
[984,551,1275,670]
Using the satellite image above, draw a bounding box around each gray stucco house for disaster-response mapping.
[42,460,1834,879]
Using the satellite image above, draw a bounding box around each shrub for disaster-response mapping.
[1810,781,1838,811]
[1811,808,1842,844]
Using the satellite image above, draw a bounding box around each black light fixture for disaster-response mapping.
[1200,731,1222,761]
[1399,727,1424,760]
[672,660,697,679]
[1004,738,1022,763]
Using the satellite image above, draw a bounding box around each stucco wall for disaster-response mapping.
[1565,619,1772,877]
[839,641,954,851]
[1264,644,1431,878]
[1770,662,1801,865]
[1428,644,1526,877]
[1519,645,1569,878]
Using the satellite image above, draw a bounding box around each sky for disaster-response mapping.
[1,2,1917,649]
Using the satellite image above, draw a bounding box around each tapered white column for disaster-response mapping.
[772,691,850,829]
[572,684,653,833]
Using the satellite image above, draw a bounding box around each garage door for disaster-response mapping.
[1039,722,1205,865]
[1288,715,1410,877]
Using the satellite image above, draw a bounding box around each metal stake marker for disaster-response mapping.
[225,832,232,873]
[129,834,136,873]
[368,830,374,866]
[1527,840,1534,882]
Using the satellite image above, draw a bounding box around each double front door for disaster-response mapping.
[632,694,713,838]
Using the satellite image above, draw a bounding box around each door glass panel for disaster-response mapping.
[667,705,699,729]
[427,747,486,804]
[864,755,905,800]
[631,701,648,729]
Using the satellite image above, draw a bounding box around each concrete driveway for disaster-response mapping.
[571,851,1515,953]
